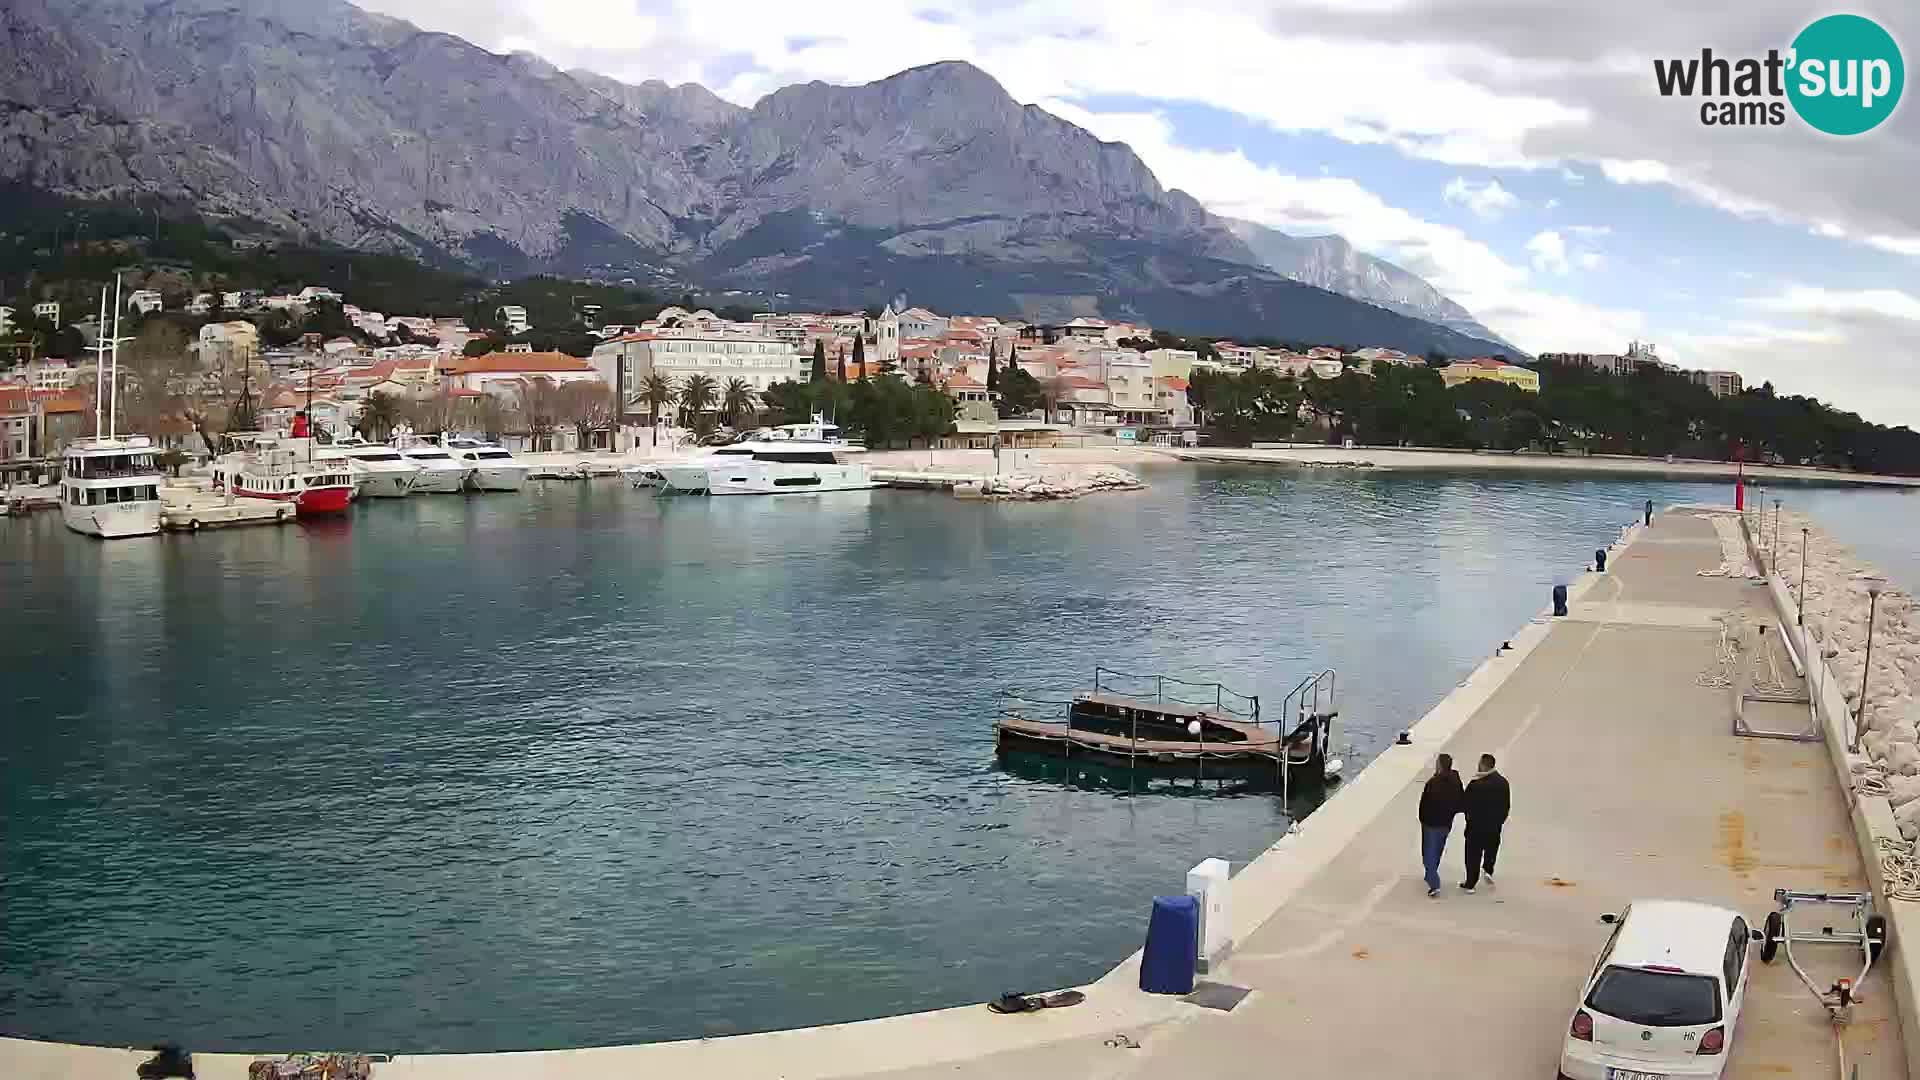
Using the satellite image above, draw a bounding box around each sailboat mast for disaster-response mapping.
[92,286,107,437]
[108,273,122,440]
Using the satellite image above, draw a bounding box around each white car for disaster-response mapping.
[1558,900,1759,1080]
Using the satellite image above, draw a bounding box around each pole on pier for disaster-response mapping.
[1733,441,1745,511]
[1798,528,1809,626]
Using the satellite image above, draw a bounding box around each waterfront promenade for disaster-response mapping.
[1,510,1906,1079]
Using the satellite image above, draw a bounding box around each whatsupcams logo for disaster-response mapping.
[1653,13,1904,134]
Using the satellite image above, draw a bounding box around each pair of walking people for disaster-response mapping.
[1417,753,1509,897]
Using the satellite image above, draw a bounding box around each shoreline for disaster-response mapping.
[1170,444,1920,486]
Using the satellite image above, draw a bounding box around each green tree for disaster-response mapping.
[998,365,1044,418]
[852,334,866,379]
[639,372,674,446]
[720,377,757,429]
[677,372,718,425]
[761,379,815,425]
[986,340,1000,391]
[835,351,847,384]
[810,339,827,383]
[356,390,406,441]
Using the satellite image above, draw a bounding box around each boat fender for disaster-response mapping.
[1594,548,1607,572]
[188,518,200,531]
[278,506,291,523]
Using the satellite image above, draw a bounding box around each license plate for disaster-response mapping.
[1606,1070,1666,1080]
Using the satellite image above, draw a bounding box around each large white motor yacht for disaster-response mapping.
[445,437,529,493]
[656,418,875,496]
[330,435,422,498]
[60,279,163,538]
[390,431,471,493]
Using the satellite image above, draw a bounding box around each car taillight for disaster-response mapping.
[1570,1011,1593,1041]
[1698,1026,1724,1055]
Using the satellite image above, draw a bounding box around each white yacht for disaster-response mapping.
[445,437,529,493]
[388,429,470,493]
[330,435,422,498]
[61,280,163,538]
[656,418,875,496]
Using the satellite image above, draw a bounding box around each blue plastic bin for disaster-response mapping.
[1139,894,1198,994]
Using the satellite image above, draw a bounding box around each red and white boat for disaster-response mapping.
[211,434,355,517]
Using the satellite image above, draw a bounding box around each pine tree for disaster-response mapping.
[986,340,999,391]
[853,334,867,380]
[811,339,827,382]
[836,350,847,383]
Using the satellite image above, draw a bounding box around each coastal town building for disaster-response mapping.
[196,321,261,372]
[1439,357,1541,392]
[1691,369,1744,398]
[590,330,803,407]
[495,305,531,335]
[439,351,602,398]
[22,360,78,391]
[126,290,163,315]
[32,302,59,325]
[0,306,12,335]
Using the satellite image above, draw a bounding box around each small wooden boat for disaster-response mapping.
[994,667,1337,792]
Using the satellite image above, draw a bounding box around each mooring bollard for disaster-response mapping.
[1644,499,1653,527]
[1187,858,1232,974]
[1552,584,1569,617]
[1594,548,1607,572]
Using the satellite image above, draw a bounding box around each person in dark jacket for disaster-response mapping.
[1418,753,1464,897]
[1460,753,1511,893]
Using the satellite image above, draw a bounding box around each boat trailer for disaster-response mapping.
[1759,888,1886,1078]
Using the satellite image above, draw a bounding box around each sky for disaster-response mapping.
[355,0,1920,427]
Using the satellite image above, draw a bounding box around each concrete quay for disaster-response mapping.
[2,510,1909,1080]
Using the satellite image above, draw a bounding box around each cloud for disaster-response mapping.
[1868,235,1920,258]
[1527,230,1569,274]
[1442,177,1519,219]
[1672,290,1920,425]
[1043,103,1643,353]
[1575,252,1605,271]
[1566,225,1612,239]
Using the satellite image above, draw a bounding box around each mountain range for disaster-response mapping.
[0,0,1517,356]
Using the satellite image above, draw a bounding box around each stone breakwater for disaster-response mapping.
[1769,511,1920,834]
[957,467,1146,501]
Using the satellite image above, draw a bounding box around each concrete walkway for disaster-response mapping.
[3,512,1904,1079]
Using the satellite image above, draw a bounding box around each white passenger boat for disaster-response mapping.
[210,434,355,517]
[330,435,422,498]
[444,437,529,493]
[61,280,163,539]
[656,418,875,496]
[62,436,163,538]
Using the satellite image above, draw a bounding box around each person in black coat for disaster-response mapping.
[1418,754,1464,897]
[1460,753,1511,892]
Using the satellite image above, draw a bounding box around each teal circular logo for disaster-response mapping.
[1788,14,1904,135]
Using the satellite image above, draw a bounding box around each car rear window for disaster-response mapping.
[1586,966,1720,1026]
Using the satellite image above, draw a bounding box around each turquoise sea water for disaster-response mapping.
[3,465,1914,1052]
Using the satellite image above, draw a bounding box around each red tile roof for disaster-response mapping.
[0,388,28,414]
[1160,376,1190,391]
[442,351,594,375]
[944,375,985,389]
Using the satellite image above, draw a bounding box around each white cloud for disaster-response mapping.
[1867,234,1920,258]
[1527,230,1569,275]
[1442,177,1519,220]
[1559,167,1585,184]
[1566,225,1612,239]
[1544,197,1560,210]
[1661,288,1920,425]
[1575,251,1605,271]
[1044,103,1643,354]
[1814,222,1848,239]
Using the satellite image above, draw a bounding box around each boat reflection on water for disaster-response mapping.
[993,749,1336,814]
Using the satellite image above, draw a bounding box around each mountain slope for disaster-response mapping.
[1221,217,1518,352]
[0,0,1515,356]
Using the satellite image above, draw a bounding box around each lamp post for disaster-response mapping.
[1797,528,1809,626]
[1771,499,1782,573]
[1855,576,1888,749]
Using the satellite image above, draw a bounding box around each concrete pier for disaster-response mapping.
[2,510,1907,1079]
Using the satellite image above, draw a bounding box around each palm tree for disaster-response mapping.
[677,372,718,426]
[720,378,756,430]
[357,390,405,442]
[640,372,674,446]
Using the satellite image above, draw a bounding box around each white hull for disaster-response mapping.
[62,500,162,538]
[409,466,472,493]
[466,465,528,493]
[659,460,876,495]
[352,468,420,498]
